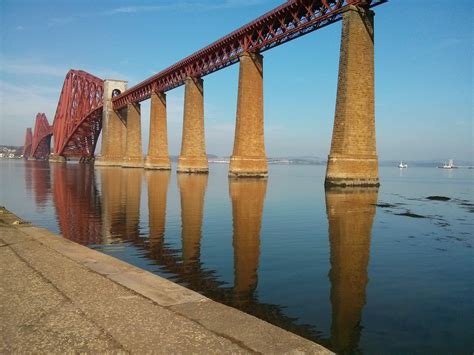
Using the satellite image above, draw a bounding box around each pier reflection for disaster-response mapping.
[39,164,379,350]
[99,167,127,244]
[123,168,142,241]
[230,178,267,305]
[178,173,208,267]
[325,187,378,354]
[147,170,170,253]
[25,161,52,207]
[51,163,102,245]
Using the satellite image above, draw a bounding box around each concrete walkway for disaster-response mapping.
[0,207,331,354]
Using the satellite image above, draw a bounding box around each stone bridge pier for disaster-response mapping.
[229,52,268,178]
[145,92,171,170]
[177,77,209,174]
[95,80,128,167]
[95,5,379,186]
[325,6,379,187]
[122,102,145,168]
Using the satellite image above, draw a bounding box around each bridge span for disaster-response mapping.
[25,0,386,187]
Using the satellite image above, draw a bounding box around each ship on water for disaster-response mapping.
[438,159,457,169]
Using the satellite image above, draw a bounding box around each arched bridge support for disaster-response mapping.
[95,80,128,167]
[325,6,379,188]
[177,77,208,174]
[145,92,171,170]
[229,52,267,178]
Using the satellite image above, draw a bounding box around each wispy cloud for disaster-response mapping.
[107,0,267,15]
[47,16,76,27]
[0,81,58,121]
[106,5,170,15]
[14,25,25,31]
[0,81,59,145]
[40,0,268,32]
[44,0,268,25]
[0,58,130,81]
[0,61,67,77]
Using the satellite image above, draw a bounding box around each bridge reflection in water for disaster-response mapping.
[24,161,52,209]
[26,163,378,353]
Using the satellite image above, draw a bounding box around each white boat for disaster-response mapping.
[439,159,457,169]
[399,161,407,168]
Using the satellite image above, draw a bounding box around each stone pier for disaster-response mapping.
[122,103,144,168]
[95,80,128,167]
[229,52,268,178]
[145,92,171,170]
[325,6,379,187]
[177,77,208,173]
[49,155,66,163]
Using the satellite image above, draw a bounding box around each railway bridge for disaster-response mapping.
[23,0,386,187]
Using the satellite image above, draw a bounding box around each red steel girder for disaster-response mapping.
[31,113,53,160]
[113,0,386,110]
[22,128,33,159]
[52,70,104,157]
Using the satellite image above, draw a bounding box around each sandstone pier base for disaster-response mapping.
[177,77,208,173]
[145,92,171,170]
[95,80,128,167]
[49,155,66,163]
[122,102,144,168]
[325,6,379,187]
[229,52,268,178]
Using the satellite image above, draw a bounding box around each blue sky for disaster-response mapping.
[0,0,472,161]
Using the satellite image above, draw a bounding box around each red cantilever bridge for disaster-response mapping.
[24,0,386,186]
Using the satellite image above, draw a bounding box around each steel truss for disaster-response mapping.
[52,70,104,158]
[113,0,386,110]
[31,113,53,160]
[22,128,33,159]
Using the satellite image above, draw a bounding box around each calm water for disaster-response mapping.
[1,160,473,354]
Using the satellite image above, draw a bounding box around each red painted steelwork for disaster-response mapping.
[31,113,53,160]
[113,0,386,110]
[22,128,33,159]
[52,70,104,158]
